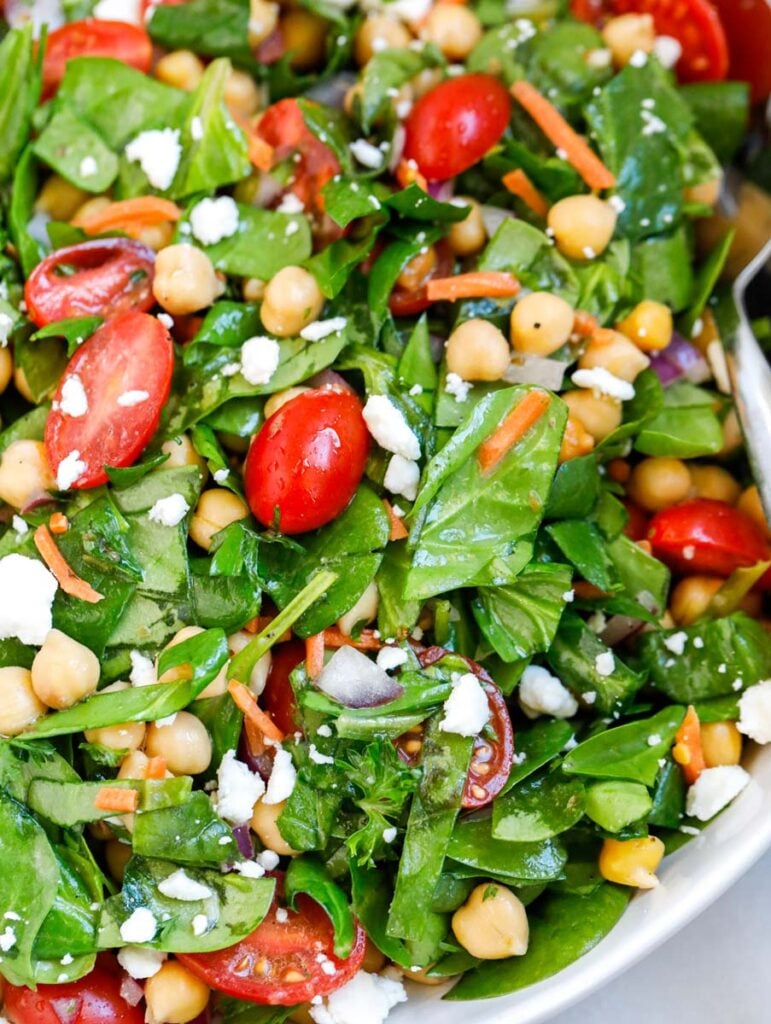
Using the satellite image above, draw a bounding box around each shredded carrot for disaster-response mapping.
[34,525,104,603]
[48,512,69,535]
[383,500,409,541]
[672,705,705,785]
[94,787,139,813]
[477,390,551,473]
[322,627,383,652]
[305,632,325,679]
[243,615,292,643]
[228,679,285,742]
[511,80,616,191]
[144,756,167,780]
[426,271,521,302]
[395,159,428,193]
[502,169,550,218]
[572,309,599,337]
[72,197,182,238]
[248,134,275,172]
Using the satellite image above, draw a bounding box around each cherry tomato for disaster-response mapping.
[45,311,173,490]
[25,239,156,328]
[648,498,771,586]
[256,98,340,212]
[262,639,305,735]
[42,20,152,98]
[711,0,771,101]
[623,500,649,542]
[388,241,453,318]
[4,958,143,1024]
[178,874,366,1006]
[416,647,515,809]
[403,74,511,181]
[244,389,369,535]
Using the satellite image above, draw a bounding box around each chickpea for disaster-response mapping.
[719,408,742,458]
[144,961,210,1024]
[446,320,510,382]
[599,835,664,889]
[0,667,46,736]
[627,457,691,513]
[396,247,436,291]
[687,464,740,504]
[36,175,89,221]
[684,176,722,207]
[337,580,379,637]
[510,292,574,357]
[136,222,175,252]
[562,390,622,442]
[355,15,412,66]
[411,67,443,99]
[0,439,55,509]
[242,277,266,303]
[669,575,761,626]
[737,485,770,538]
[155,50,205,91]
[228,633,272,695]
[559,414,595,463]
[402,965,445,986]
[118,750,150,780]
[158,625,228,698]
[31,629,100,709]
[153,245,224,316]
[421,3,482,60]
[72,195,111,224]
[447,198,487,257]
[601,13,655,67]
[0,347,13,396]
[104,839,132,883]
[248,0,279,47]
[189,488,249,552]
[578,328,650,383]
[260,266,324,338]
[616,300,673,352]
[362,938,386,975]
[452,883,529,960]
[159,435,206,473]
[13,364,36,403]
[281,8,328,70]
[85,682,146,751]
[701,721,743,768]
[264,386,310,419]
[251,798,298,856]
[146,711,213,776]
[547,195,617,262]
[219,432,250,455]
[225,69,263,119]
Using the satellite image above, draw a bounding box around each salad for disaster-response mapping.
[0,0,770,1021]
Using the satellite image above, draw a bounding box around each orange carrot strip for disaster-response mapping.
[502,168,549,218]
[477,390,551,473]
[322,627,383,652]
[572,309,600,337]
[94,787,139,813]
[383,500,409,541]
[511,80,616,190]
[672,705,705,785]
[144,756,167,780]
[396,159,428,192]
[248,134,275,172]
[34,525,104,603]
[73,197,182,238]
[426,271,521,302]
[48,512,69,535]
[228,678,285,742]
[305,632,325,679]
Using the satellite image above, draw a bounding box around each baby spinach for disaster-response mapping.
[500,720,575,796]
[447,818,567,885]
[185,203,311,279]
[276,776,342,854]
[479,219,579,303]
[358,46,444,132]
[680,230,735,338]
[526,21,609,112]
[31,315,103,355]
[493,771,586,842]
[285,858,356,958]
[648,758,685,829]
[680,81,749,165]
[630,227,694,312]
[634,381,723,458]
[0,26,42,184]
[545,454,601,520]
[33,106,119,193]
[148,0,255,68]
[133,791,240,866]
[9,150,48,277]
[585,780,652,833]
[545,520,619,593]
[606,533,670,618]
[27,777,192,827]
[349,861,413,969]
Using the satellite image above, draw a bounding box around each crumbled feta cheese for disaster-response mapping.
[317,724,333,738]
[350,139,384,169]
[383,454,420,502]
[155,714,177,728]
[663,630,688,656]
[439,673,491,736]
[12,515,28,536]
[117,946,166,978]
[213,468,229,485]
[256,849,280,871]
[263,746,297,805]
[148,493,190,527]
[679,824,701,836]
[652,34,682,69]
[300,317,347,342]
[93,0,141,22]
[117,389,150,407]
[190,196,240,246]
[362,395,420,460]
[221,361,242,377]
[125,129,182,191]
[518,664,578,720]
[285,221,299,237]
[382,826,397,843]
[4,912,20,922]
[57,449,86,490]
[192,914,208,936]
[737,681,771,744]
[562,589,575,602]
[215,750,265,825]
[587,611,607,634]
[693,637,704,649]
[310,971,407,1024]
[608,195,626,213]
[158,869,213,902]
[119,907,157,944]
[309,743,335,766]
[408,383,423,397]
[647,733,662,747]
[571,367,635,401]
[685,765,749,821]
[0,312,13,346]
[79,155,98,178]
[641,109,667,136]
[129,650,156,687]
[235,860,265,879]
[0,928,16,952]
[277,193,305,214]
[683,545,695,561]
[582,691,597,705]
[376,646,408,673]
[240,336,280,386]
[582,245,597,259]
[629,49,648,67]
[190,116,204,141]
[0,554,58,645]
[594,651,615,677]
[157,312,174,329]
[445,372,472,403]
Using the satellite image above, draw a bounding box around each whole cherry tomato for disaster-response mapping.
[262,639,305,735]
[403,74,512,181]
[244,389,369,534]
[4,957,143,1024]
[710,0,771,101]
[256,98,340,212]
[42,20,152,98]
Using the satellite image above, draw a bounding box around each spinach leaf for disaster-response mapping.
[285,858,356,958]
[631,227,694,312]
[33,106,118,193]
[680,230,735,338]
[680,82,749,165]
[321,177,387,229]
[493,771,586,842]
[277,776,342,853]
[468,23,529,85]
[545,454,600,520]
[33,841,103,961]
[32,316,103,355]
[500,720,575,796]
[479,219,579,303]
[376,542,422,640]
[606,533,670,618]
[132,792,240,866]
[545,520,619,593]
[148,0,255,67]
[585,780,652,832]
[215,1000,296,1024]
[358,46,444,131]
[10,149,47,277]
[349,861,412,969]
[446,818,567,884]
[525,21,610,111]
[304,221,382,298]
[397,315,437,401]
[634,380,723,457]
[647,758,685,829]
[0,26,42,184]
[27,777,192,826]
[384,185,469,224]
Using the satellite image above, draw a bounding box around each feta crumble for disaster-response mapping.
[93,0,141,22]
[263,746,297,805]
[362,395,420,460]
[310,971,407,1024]
[518,664,578,720]
[685,765,749,822]
[79,155,98,178]
[382,826,397,843]
[652,34,682,69]
[190,196,240,246]
[129,649,156,687]
[125,129,182,191]
[57,449,87,490]
[240,336,281,386]
[737,681,771,745]
[190,116,204,141]
[277,193,305,213]
[300,317,347,342]
[57,375,88,417]
[214,750,265,825]
[117,390,150,407]
[571,367,635,402]
[376,646,408,673]
[256,849,280,871]
[117,946,166,979]
[439,673,491,736]
[594,651,615,677]
[445,372,472,403]
[158,869,213,902]
[350,139,384,169]
[192,914,209,936]
[0,312,13,346]
[0,928,16,952]
[309,743,335,766]
[629,49,648,67]
[383,454,419,502]
[663,631,688,656]
[119,907,157,944]
[213,468,230,484]
[0,554,58,645]
[148,493,190,527]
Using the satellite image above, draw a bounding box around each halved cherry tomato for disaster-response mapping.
[42,20,152,99]
[256,98,340,212]
[25,239,156,328]
[262,639,305,735]
[178,874,366,1006]
[388,241,453,318]
[711,0,771,101]
[4,957,143,1024]
[622,500,649,542]
[648,498,771,586]
[403,74,511,181]
[45,311,174,489]
[416,647,515,809]
[244,389,369,535]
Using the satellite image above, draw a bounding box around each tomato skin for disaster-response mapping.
[403,74,511,181]
[25,239,156,328]
[4,960,144,1024]
[623,500,649,542]
[244,389,369,535]
[262,639,305,735]
[711,0,771,101]
[388,241,453,318]
[648,498,771,586]
[256,98,340,212]
[42,20,152,98]
[178,875,366,1006]
[45,311,174,489]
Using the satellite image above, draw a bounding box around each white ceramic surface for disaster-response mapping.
[391,741,771,1024]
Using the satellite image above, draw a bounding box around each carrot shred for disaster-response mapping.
[502,168,549,218]
[511,80,616,191]
[243,615,292,643]
[322,627,383,652]
[477,390,551,473]
[144,756,167,780]
[34,525,104,603]
[248,134,275,172]
[395,159,428,192]
[48,512,69,535]
[572,309,599,337]
[72,197,182,238]
[305,632,325,679]
[672,705,705,785]
[94,787,139,813]
[228,679,285,742]
[383,500,409,541]
[426,271,521,302]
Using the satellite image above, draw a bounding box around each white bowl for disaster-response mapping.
[391,741,771,1024]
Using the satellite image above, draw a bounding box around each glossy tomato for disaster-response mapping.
[403,74,511,181]
[388,241,453,318]
[4,958,143,1024]
[648,498,771,585]
[45,311,174,489]
[244,389,369,534]
[178,875,366,1006]
[711,0,771,101]
[42,20,152,98]
[25,239,156,328]
[256,98,340,212]
[262,639,305,735]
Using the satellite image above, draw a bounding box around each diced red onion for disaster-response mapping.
[481,205,516,238]
[20,494,57,516]
[237,732,274,782]
[503,354,566,391]
[428,179,455,202]
[119,976,144,1007]
[232,824,254,859]
[648,332,710,387]
[600,615,646,646]
[316,646,403,708]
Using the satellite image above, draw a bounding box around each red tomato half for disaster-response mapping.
[388,241,453,318]
[256,98,340,212]
[244,389,369,535]
[25,239,156,328]
[711,0,771,101]
[4,959,143,1024]
[42,20,152,98]
[648,498,771,586]
[178,875,366,1006]
[262,639,305,735]
[45,311,174,489]
[403,74,512,181]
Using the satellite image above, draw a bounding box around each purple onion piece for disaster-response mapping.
[647,352,683,386]
[20,493,58,516]
[232,824,254,860]
[649,332,710,387]
[119,975,144,1007]
[237,731,274,782]
[428,178,455,202]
